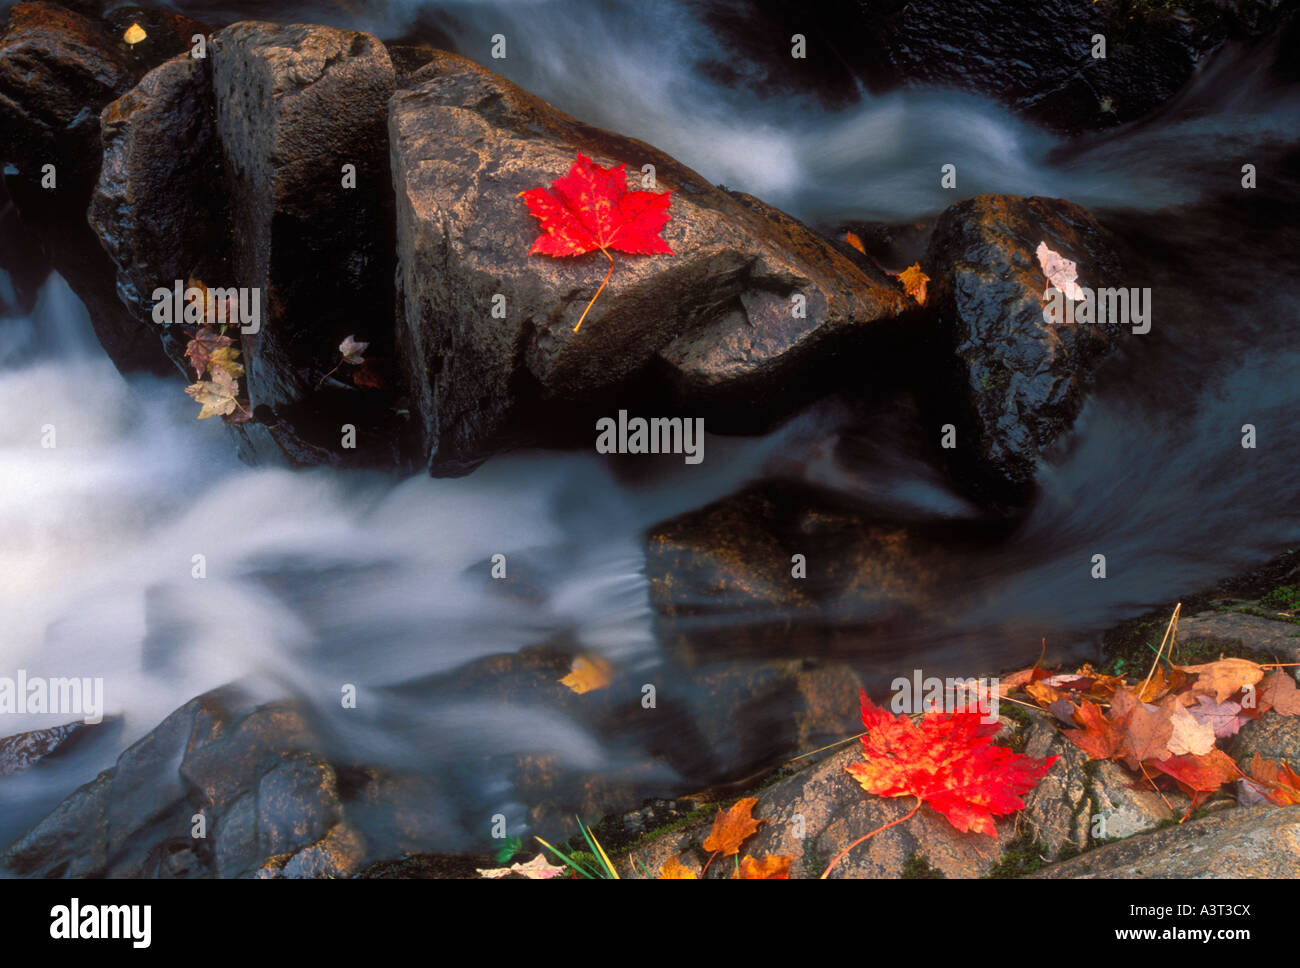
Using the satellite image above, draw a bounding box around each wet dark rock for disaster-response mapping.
[89,52,230,375]
[210,21,398,423]
[923,194,1125,508]
[0,2,183,372]
[646,483,957,665]
[389,51,910,474]
[0,687,366,879]
[0,2,133,179]
[698,0,1299,132]
[0,720,104,777]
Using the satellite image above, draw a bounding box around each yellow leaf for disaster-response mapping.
[208,345,244,380]
[184,368,239,419]
[559,655,611,694]
[896,263,929,306]
[124,23,147,46]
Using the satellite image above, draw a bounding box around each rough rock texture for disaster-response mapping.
[1178,610,1300,664]
[698,0,1299,131]
[0,721,103,777]
[0,688,364,879]
[210,21,403,464]
[924,194,1125,507]
[1032,804,1300,878]
[0,2,132,178]
[0,2,176,372]
[89,52,230,374]
[389,51,910,474]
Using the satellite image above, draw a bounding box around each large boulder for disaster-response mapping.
[0,2,132,179]
[0,2,202,373]
[89,52,229,374]
[389,51,911,474]
[210,21,397,413]
[923,194,1126,508]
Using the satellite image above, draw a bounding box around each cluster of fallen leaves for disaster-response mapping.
[1006,647,1300,812]
[182,279,250,422]
[656,797,791,878]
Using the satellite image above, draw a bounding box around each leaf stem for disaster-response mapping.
[574,247,614,333]
[819,798,922,879]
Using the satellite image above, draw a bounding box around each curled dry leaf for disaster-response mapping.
[1179,657,1265,704]
[558,655,612,695]
[1036,241,1085,301]
[895,263,929,306]
[475,853,566,879]
[339,334,369,365]
[702,797,764,857]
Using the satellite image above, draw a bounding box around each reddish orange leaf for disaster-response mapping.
[702,797,764,857]
[1150,748,1240,794]
[1062,700,1126,760]
[844,231,866,254]
[845,693,1056,837]
[1246,753,1300,805]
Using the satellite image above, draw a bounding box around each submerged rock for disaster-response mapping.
[923,194,1126,507]
[389,51,910,474]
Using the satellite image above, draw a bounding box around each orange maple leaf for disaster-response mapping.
[702,797,764,857]
[520,152,674,332]
[846,693,1056,837]
[1062,700,1127,760]
[734,854,792,879]
[656,857,699,879]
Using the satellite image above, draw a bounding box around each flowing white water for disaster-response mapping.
[2,0,1298,852]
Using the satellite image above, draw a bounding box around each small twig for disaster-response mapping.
[1139,603,1180,699]
[573,246,613,333]
[820,798,922,879]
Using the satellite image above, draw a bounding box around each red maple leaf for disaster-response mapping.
[519,152,673,332]
[846,693,1057,837]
